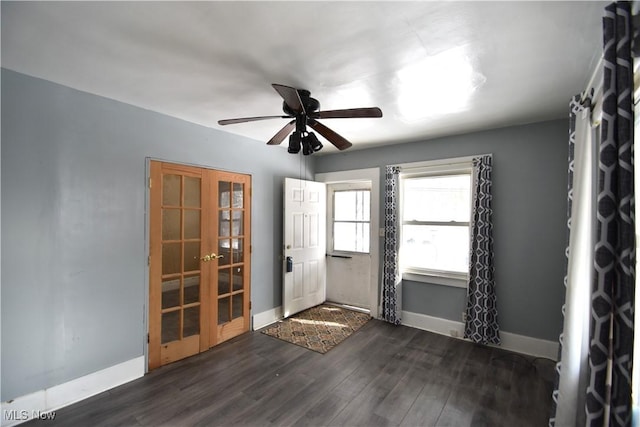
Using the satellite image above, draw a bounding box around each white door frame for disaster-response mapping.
[315,168,380,319]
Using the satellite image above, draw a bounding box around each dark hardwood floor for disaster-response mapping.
[27,320,555,426]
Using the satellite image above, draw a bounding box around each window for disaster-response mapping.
[332,189,370,253]
[400,164,472,284]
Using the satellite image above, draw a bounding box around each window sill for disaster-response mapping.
[402,272,468,289]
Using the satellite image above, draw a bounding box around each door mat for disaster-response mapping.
[260,304,371,354]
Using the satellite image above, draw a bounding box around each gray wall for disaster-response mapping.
[0,67,568,402]
[1,69,313,401]
[315,119,568,342]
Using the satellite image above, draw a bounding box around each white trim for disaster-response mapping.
[499,331,559,361]
[1,356,145,427]
[402,272,467,288]
[252,306,283,330]
[315,168,380,319]
[402,310,465,338]
[398,159,474,288]
[401,310,558,361]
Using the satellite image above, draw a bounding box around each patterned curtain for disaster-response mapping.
[586,2,635,426]
[549,93,595,427]
[382,165,402,325]
[463,155,500,345]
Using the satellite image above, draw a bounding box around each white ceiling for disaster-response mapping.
[2,1,606,154]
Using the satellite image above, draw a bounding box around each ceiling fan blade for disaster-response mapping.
[313,107,383,119]
[267,120,296,145]
[272,84,305,114]
[307,119,352,151]
[218,115,289,125]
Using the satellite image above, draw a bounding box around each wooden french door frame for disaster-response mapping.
[212,170,252,345]
[148,161,251,370]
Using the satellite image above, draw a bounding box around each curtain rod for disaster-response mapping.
[581,55,603,104]
[392,153,492,170]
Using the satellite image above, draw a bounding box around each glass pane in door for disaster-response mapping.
[218,239,231,266]
[232,295,243,320]
[232,266,243,292]
[183,306,200,337]
[162,243,181,275]
[232,183,243,208]
[162,209,181,240]
[219,210,230,237]
[184,210,200,239]
[162,310,180,343]
[162,278,180,309]
[232,210,243,235]
[219,182,231,208]
[218,268,230,295]
[232,238,244,264]
[163,175,181,206]
[184,177,201,207]
[183,241,200,272]
[183,275,200,304]
[218,297,230,324]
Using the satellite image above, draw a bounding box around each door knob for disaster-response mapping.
[201,253,223,262]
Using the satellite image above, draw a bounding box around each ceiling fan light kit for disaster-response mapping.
[287,132,301,154]
[218,84,383,154]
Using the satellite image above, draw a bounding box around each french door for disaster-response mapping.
[148,161,251,370]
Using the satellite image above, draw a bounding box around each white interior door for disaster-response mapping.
[283,178,326,318]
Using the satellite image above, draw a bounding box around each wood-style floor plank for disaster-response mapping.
[25,320,555,427]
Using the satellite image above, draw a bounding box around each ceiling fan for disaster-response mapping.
[218,84,383,155]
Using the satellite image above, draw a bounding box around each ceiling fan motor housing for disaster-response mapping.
[282,90,320,116]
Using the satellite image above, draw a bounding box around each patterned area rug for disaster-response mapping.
[260,304,371,354]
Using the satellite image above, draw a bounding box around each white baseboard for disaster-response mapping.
[253,306,283,330]
[401,310,558,361]
[1,356,145,427]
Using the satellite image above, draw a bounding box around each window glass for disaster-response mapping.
[403,175,470,222]
[333,189,370,253]
[401,168,471,278]
[401,224,469,273]
[334,191,370,221]
[334,222,370,253]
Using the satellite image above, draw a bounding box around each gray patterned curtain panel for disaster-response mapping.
[463,155,500,345]
[382,165,402,325]
[549,93,595,427]
[586,2,635,426]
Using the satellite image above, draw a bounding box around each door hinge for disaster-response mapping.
[148,177,152,188]
[148,256,150,266]
[147,333,150,344]
[250,245,253,254]
[249,301,252,310]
